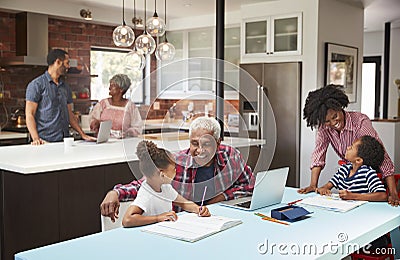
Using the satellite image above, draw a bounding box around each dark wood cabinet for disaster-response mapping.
[0,138,28,146]
[0,162,136,260]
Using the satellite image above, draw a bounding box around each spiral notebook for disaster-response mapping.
[141,213,242,242]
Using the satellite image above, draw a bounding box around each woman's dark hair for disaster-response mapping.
[303,84,349,129]
[357,135,384,172]
[136,140,174,177]
[47,49,68,66]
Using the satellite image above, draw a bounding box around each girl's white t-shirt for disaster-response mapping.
[131,180,178,216]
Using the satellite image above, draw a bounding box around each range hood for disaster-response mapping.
[0,12,48,66]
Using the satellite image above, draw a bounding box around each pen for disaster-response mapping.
[254,213,290,226]
[199,186,207,216]
[287,199,303,206]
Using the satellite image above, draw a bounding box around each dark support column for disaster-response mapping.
[216,0,224,139]
[383,22,390,119]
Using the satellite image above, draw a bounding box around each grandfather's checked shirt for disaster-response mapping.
[114,144,255,211]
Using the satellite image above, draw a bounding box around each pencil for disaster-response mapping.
[287,199,303,206]
[254,212,289,226]
[199,186,207,216]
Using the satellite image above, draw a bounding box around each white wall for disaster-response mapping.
[301,0,364,187]
[364,28,400,119]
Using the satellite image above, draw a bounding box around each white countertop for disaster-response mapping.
[0,137,264,174]
[0,131,27,140]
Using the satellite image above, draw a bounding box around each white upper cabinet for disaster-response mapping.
[241,12,302,60]
[157,27,240,100]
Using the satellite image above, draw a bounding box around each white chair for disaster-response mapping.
[101,201,131,231]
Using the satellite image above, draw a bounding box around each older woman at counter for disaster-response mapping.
[89,74,143,138]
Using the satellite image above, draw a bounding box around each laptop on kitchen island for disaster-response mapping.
[220,167,289,211]
[95,120,112,144]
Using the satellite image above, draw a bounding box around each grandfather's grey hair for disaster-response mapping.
[189,116,221,140]
[110,74,131,94]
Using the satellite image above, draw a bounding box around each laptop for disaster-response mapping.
[220,167,289,211]
[96,120,112,144]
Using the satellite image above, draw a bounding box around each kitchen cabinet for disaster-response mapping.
[158,27,240,100]
[241,12,302,59]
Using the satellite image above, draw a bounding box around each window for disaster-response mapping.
[90,47,144,103]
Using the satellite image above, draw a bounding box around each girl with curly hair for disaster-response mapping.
[122,140,210,227]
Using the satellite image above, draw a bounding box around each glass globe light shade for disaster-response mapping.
[146,16,166,37]
[135,33,156,55]
[124,50,145,70]
[155,42,176,61]
[113,25,135,47]
[131,70,143,83]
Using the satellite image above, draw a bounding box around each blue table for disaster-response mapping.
[15,188,400,260]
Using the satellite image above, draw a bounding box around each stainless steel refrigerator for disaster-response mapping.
[239,62,301,187]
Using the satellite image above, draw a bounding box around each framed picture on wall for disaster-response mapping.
[325,42,358,103]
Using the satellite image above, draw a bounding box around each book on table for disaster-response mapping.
[141,213,242,242]
[299,195,367,212]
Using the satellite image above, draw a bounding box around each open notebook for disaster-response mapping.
[299,195,367,212]
[141,213,242,243]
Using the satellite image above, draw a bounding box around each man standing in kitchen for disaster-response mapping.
[25,49,95,145]
[100,116,255,222]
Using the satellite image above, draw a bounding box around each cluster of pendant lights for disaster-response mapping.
[112,0,175,71]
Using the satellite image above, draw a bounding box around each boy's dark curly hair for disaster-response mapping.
[303,84,349,130]
[136,140,174,177]
[357,136,384,172]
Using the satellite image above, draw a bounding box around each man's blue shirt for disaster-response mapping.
[26,71,72,142]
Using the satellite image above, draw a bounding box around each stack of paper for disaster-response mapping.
[299,195,367,212]
[141,213,242,242]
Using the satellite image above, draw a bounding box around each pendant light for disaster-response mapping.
[146,0,166,37]
[135,0,156,55]
[125,0,145,71]
[131,0,144,28]
[155,0,175,61]
[113,0,135,47]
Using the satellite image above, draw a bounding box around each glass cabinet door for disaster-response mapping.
[159,31,184,93]
[224,27,240,96]
[188,28,214,92]
[244,20,267,54]
[270,12,302,55]
[272,16,298,53]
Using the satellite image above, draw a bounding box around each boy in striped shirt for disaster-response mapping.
[316,135,387,201]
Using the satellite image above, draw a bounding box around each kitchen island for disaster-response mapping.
[0,137,264,260]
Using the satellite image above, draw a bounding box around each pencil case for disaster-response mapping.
[271,205,311,221]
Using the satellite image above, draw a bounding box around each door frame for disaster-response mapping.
[363,56,381,118]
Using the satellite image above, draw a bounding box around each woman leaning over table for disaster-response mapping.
[297,84,399,206]
[89,74,143,138]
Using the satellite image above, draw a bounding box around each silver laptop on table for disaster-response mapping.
[96,120,112,144]
[220,167,289,211]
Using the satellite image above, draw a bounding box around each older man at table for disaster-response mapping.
[101,116,255,222]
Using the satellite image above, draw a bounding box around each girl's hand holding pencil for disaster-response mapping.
[198,206,211,217]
